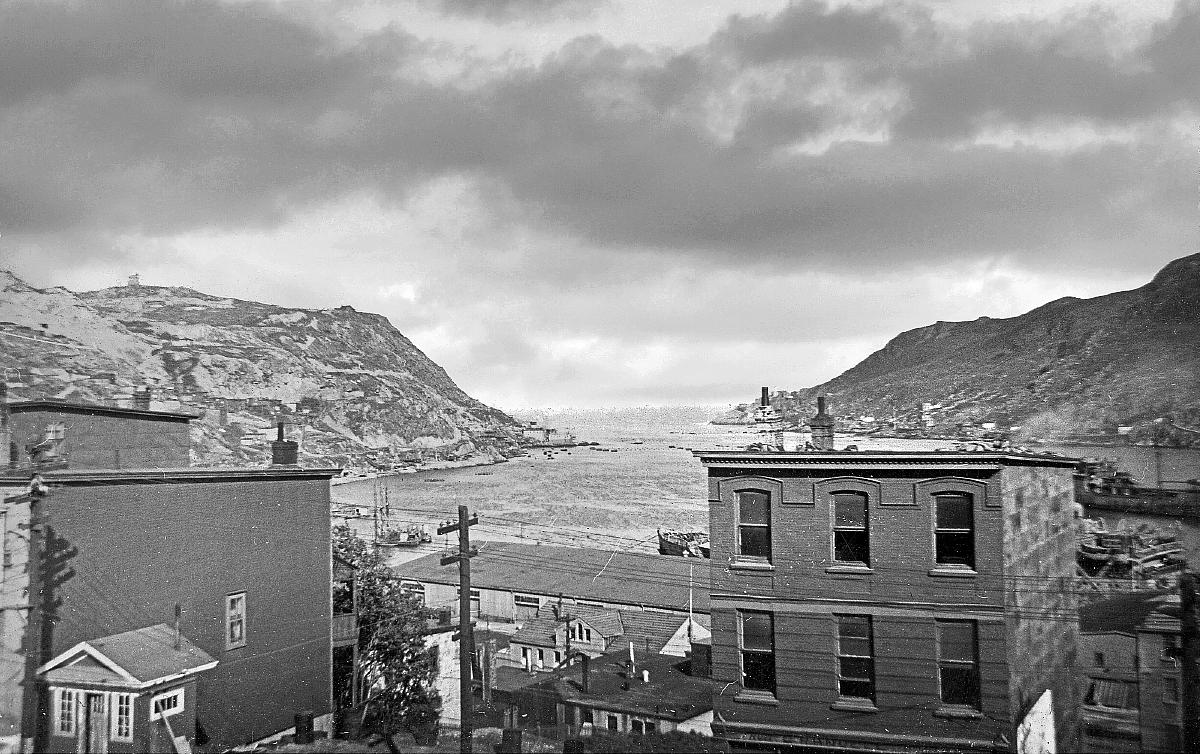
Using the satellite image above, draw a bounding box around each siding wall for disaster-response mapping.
[9,409,190,469]
[39,476,331,750]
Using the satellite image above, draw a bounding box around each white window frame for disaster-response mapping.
[513,594,540,608]
[150,688,184,721]
[52,687,77,736]
[110,692,135,742]
[226,592,247,649]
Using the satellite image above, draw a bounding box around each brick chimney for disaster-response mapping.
[810,396,835,450]
[581,654,590,693]
[271,421,299,466]
[133,386,151,411]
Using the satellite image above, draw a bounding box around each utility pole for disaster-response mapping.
[438,505,478,754]
[1182,570,1199,754]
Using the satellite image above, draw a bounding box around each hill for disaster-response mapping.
[722,253,1200,445]
[0,271,524,468]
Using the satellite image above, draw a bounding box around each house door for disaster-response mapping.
[77,693,108,754]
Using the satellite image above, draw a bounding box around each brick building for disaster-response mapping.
[0,395,338,752]
[694,445,1081,753]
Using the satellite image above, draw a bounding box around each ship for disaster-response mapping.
[1076,517,1188,589]
[657,529,711,558]
[377,524,432,548]
[1075,459,1200,518]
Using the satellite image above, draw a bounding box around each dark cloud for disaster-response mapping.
[0,0,1195,278]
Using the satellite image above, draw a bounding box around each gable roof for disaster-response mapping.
[526,649,713,721]
[396,542,710,613]
[38,624,217,689]
[511,618,564,648]
[539,604,624,639]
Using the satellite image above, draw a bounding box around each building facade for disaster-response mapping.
[695,448,1081,753]
[0,395,339,752]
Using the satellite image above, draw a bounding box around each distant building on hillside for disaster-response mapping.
[694,406,1081,753]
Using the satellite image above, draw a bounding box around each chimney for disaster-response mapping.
[760,386,769,407]
[271,421,299,466]
[689,640,711,678]
[133,386,151,411]
[581,654,590,693]
[810,396,835,450]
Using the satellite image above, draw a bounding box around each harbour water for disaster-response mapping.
[331,411,1200,563]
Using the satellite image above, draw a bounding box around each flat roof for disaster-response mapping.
[0,466,341,485]
[396,542,710,613]
[9,399,199,422]
[537,649,712,720]
[693,449,1080,469]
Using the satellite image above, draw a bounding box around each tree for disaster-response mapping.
[333,525,441,752]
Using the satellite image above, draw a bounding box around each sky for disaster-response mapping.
[1,0,1197,410]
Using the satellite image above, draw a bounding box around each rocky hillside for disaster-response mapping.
[0,271,524,468]
[722,253,1200,445]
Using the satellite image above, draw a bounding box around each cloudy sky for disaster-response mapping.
[2,0,1196,409]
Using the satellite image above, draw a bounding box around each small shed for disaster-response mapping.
[37,624,217,754]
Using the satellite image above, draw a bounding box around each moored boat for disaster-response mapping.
[1075,459,1200,517]
[658,529,710,558]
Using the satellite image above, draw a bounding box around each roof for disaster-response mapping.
[511,618,564,648]
[396,542,710,613]
[0,466,342,485]
[693,449,1080,469]
[1080,591,1174,635]
[526,650,713,720]
[541,604,624,639]
[38,624,217,689]
[9,399,199,422]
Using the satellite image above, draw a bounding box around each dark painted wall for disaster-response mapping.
[9,408,190,469]
[39,475,331,749]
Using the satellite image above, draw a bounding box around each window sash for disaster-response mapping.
[937,620,980,707]
[54,688,76,736]
[739,524,771,559]
[226,592,247,648]
[150,688,184,720]
[111,692,134,741]
[834,531,869,564]
[739,611,776,693]
[836,616,875,701]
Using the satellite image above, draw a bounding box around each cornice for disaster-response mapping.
[692,449,1077,470]
[0,467,341,485]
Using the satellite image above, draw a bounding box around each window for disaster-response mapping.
[150,688,184,720]
[836,615,875,702]
[632,720,644,734]
[934,493,975,569]
[739,610,776,694]
[833,492,870,565]
[1163,676,1180,704]
[1086,679,1137,709]
[607,715,618,731]
[554,651,561,664]
[514,594,540,608]
[937,621,980,708]
[111,693,134,741]
[1163,635,1181,660]
[584,627,592,641]
[226,592,247,649]
[1094,652,1105,668]
[537,649,544,663]
[54,688,76,736]
[738,490,771,560]
[644,721,657,734]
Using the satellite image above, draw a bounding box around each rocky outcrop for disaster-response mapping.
[0,270,524,467]
[723,253,1200,445]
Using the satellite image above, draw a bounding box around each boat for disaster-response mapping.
[378,525,432,548]
[657,529,711,558]
[1076,517,1188,587]
[1075,459,1200,518]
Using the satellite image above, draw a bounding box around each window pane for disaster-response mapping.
[740,526,771,558]
[833,493,867,528]
[940,666,980,706]
[935,494,973,530]
[839,656,873,679]
[742,651,776,692]
[834,531,869,564]
[936,533,975,567]
[739,491,770,525]
[839,679,874,700]
[837,615,871,639]
[937,621,977,662]
[741,612,774,651]
[838,636,871,657]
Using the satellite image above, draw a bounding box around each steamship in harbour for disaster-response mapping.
[1075,459,1200,518]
